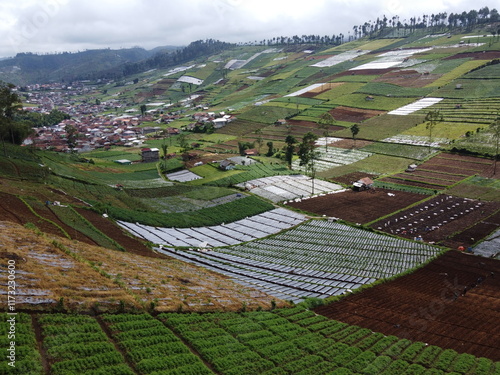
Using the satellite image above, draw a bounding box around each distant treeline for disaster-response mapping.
[249,6,499,46]
[100,39,235,80]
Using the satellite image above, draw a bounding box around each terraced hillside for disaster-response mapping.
[1,19,500,375]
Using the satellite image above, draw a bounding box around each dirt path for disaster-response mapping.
[31,314,51,375]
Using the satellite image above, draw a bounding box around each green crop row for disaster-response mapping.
[38,313,132,375]
[203,162,296,187]
[0,313,43,375]
[102,313,212,375]
[50,204,124,250]
[12,310,500,375]
[96,194,273,228]
[373,180,436,194]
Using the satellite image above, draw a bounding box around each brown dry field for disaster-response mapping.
[331,138,374,149]
[314,250,500,361]
[370,194,500,249]
[0,221,287,313]
[445,51,500,60]
[374,69,442,87]
[286,188,426,224]
[380,153,498,190]
[328,106,385,123]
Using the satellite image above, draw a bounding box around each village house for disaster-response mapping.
[141,148,160,163]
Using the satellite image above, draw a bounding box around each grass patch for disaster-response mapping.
[426,60,489,87]
[318,154,411,179]
[94,195,274,228]
[361,142,435,161]
[314,82,365,100]
[355,82,434,97]
[431,77,500,98]
[335,114,424,141]
[238,105,301,124]
[401,121,480,140]
[330,94,416,111]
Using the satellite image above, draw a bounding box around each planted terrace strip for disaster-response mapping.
[161,311,358,374]
[166,169,202,182]
[387,97,443,115]
[382,134,448,147]
[372,194,487,240]
[159,220,441,303]
[118,207,305,248]
[161,309,495,375]
[0,313,43,375]
[237,174,344,203]
[102,313,212,375]
[37,314,133,375]
[291,147,372,173]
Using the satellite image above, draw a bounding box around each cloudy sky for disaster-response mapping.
[0,0,497,58]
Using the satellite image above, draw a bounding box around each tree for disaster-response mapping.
[318,112,336,151]
[266,141,274,157]
[254,128,264,154]
[64,124,78,151]
[490,114,500,176]
[161,138,168,167]
[177,133,189,151]
[140,104,147,116]
[425,110,443,152]
[284,135,296,169]
[297,132,319,194]
[350,124,360,148]
[0,81,29,156]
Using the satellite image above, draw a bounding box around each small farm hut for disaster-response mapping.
[406,164,418,172]
[353,177,374,191]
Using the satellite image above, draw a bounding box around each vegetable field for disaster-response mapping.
[157,220,443,303]
[7,306,500,375]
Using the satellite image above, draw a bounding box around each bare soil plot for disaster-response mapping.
[75,207,153,257]
[328,106,385,123]
[379,153,495,190]
[374,69,442,87]
[370,194,500,249]
[328,138,374,149]
[314,250,500,361]
[0,192,97,246]
[286,188,425,224]
[445,51,500,60]
[331,68,395,78]
[287,119,343,131]
[331,172,379,185]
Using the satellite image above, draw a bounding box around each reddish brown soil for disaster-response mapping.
[380,177,449,191]
[374,69,442,87]
[331,68,396,78]
[314,251,500,361]
[331,172,379,186]
[287,119,344,131]
[370,194,500,249]
[445,51,500,60]
[0,192,96,246]
[330,139,374,149]
[328,106,385,123]
[0,191,154,255]
[379,153,496,190]
[286,188,426,224]
[300,89,330,98]
[75,207,155,257]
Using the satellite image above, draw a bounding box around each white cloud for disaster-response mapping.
[0,0,497,58]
